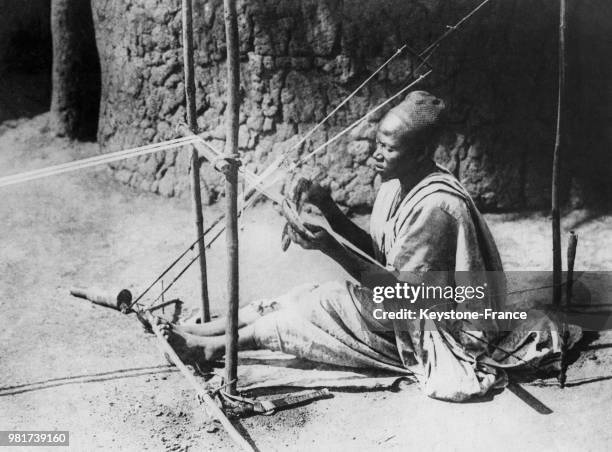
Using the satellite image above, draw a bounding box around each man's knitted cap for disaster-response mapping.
[385,91,446,139]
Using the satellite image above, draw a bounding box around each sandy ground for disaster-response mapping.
[1,114,611,452]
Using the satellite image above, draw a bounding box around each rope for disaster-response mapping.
[129,0,498,308]
[241,44,414,196]
[0,136,198,188]
[134,134,386,309]
[203,70,432,250]
[419,0,494,59]
[150,253,200,306]
[137,0,498,297]
[138,0,496,277]
[287,71,432,175]
[128,234,203,310]
[241,0,495,202]
[188,134,392,269]
[237,44,415,203]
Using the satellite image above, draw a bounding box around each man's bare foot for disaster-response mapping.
[170,305,262,337]
[153,315,225,337]
[154,318,224,365]
[179,321,225,336]
[153,316,190,335]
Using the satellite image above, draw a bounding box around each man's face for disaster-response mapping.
[372,114,417,180]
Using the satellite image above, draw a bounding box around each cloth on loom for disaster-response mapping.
[246,167,581,401]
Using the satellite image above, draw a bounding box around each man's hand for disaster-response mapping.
[286,222,338,253]
[292,178,334,212]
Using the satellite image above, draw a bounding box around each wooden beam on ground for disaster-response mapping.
[144,313,254,451]
[69,287,132,311]
[182,0,210,323]
[223,0,241,397]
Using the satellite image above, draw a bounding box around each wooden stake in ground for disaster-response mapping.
[223,0,241,395]
[552,0,568,386]
[552,0,567,309]
[560,230,578,388]
[182,0,211,323]
[566,231,578,307]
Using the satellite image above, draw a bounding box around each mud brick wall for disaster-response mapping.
[93,0,612,210]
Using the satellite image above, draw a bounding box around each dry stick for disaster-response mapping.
[182,0,211,324]
[552,0,567,386]
[223,0,241,396]
[144,312,254,452]
[560,230,578,388]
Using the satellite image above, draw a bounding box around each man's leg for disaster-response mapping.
[177,304,261,336]
[154,281,402,372]
[155,317,259,364]
[174,290,293,337]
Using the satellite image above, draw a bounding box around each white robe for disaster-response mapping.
[250,169,578,401]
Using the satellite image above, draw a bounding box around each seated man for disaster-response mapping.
[157,91,576,402]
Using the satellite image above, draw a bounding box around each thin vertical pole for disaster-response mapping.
[552,0,568,387]
[182,0,210,323]
[552,0,567,308]
[223,0,241,395]
[566,231,578,307]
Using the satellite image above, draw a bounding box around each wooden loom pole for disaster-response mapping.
[552,0,568,387]
[223,0,241,395]
[182,0,210,323]
[552,0,567,309]
[559,231,578,387]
